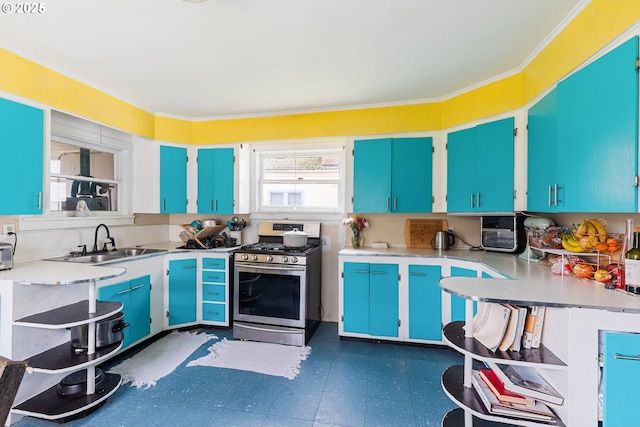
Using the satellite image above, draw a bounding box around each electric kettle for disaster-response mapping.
[433,230,455,250]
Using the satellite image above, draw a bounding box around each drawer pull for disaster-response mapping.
[371,271,387,275]
[354,270,369,274]
[410,272,427,276]
[614,353,640,361]
[206,292,220,296]
[206,311,219,315]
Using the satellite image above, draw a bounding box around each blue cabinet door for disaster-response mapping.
[197,148,234,214]
[0,97,43,214]
[98,280,133,348]
[527,89,560,212]
[408,265,442,340]
[557,36,639,212]
[603,331,640,427]
[392,137,433,213]
[128,275,151,346]
[475,117,514,212]
[159,145,187,213]
[369,263,399,337]
[168,258,197,326]
[447,127,477,212]
[343,262,370,334]
[450,267,477,322]
[353,139,392,212]
[447,118,514,213]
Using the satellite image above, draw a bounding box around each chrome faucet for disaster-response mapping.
[93,223,116,253]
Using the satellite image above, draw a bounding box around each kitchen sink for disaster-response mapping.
[45,247,167,264]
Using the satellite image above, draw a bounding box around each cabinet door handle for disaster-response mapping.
[182,265,196,269]
[116,289,132,295]
[547,185,552,207]
[386,197,390,211]
[162,198,166,211]
[371,271,387,275]
[554,184,559,206]
[476,192,480,208]
[470,193,474,208]
[130,284,144,291]
[38,191,43,210]
[614,353,640,361]
[393,197,397,211]
[210,200,213,211]
[214,200,218,211]
[354,270,369,274]
[410,272,427,277]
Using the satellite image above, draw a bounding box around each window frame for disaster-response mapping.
[252,139,346,214]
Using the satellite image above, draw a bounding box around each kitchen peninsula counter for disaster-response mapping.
[0,261,125,285]
[339,247,640,313]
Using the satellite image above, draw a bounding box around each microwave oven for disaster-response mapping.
[481,215,526,253]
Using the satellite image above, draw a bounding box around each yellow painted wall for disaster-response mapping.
[0,0,638,144]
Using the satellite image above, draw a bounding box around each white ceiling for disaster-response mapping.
[0,0,586,120]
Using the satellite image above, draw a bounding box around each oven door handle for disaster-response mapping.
[237,263,305,273]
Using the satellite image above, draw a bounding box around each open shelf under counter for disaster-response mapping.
[442,366,565,427]
[443,321,567,369]
[12,373,121,421]
[14,300,123,329]
[26,341,122,374]
[444,407,524,427]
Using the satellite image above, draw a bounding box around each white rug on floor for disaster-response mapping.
[187,338,311,380]
[108,330,217,388]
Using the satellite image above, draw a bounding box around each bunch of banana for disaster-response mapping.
[572,219,608,251]
[562,232,586,253]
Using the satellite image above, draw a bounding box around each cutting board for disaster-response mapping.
[405,219,448,248]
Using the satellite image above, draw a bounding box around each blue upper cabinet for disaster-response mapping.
[527,88,560,212]
[447,117,515,213]
[197,147,234,214]
[159,145,187,213]
[353,137,432,213]
[0,98,44,215]
[556,36,639,213]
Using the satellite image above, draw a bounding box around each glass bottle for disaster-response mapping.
[618,218,634,290]
[626,231,640,294]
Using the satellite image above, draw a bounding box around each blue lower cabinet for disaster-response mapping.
[202,284,226,303]
[603,331,640,427]
[168,258,197,326]
[343,262,399,338]
[408,264,443,341]
[98,275,151,349]
[202,302,226,322]
[449,267,478,322]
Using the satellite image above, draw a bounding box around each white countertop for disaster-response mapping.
[339,247,640,313]
[0,261,126,285]
[0,241,237,285]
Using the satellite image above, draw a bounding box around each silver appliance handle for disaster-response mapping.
[235,322,303,335]
[237,263,305,273]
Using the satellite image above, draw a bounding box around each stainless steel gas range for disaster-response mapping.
[233,221,322,346]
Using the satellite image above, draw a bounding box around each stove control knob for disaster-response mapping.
[242,254,249,261]
[291,256,298,263]
[281,256,288,263]
[266,255,273,262]
[251,255,258,261]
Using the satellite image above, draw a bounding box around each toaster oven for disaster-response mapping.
[481,215,526,253]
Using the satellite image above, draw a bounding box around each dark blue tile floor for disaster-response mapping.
[13,322,461,427]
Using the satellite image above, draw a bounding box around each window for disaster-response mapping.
[255,141,345,213]
[47,111,131,216]
[49,142,119,212]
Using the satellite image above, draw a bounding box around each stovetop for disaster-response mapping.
[238,242,319,255]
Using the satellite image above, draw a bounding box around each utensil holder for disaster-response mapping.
[229,230,242,246]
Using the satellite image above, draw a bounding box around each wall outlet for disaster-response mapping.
[3,223,16,238]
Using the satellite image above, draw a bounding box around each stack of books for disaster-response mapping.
[471,363,564,423]
[471,302,546,352]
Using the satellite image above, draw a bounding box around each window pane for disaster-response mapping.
[49,141,118,212]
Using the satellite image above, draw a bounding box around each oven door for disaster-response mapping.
[234,263,306,328]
